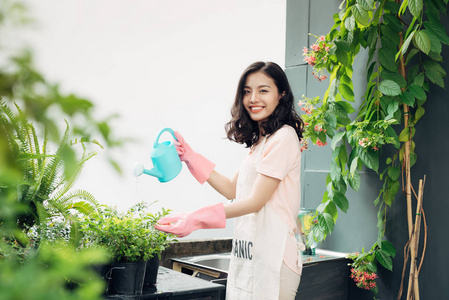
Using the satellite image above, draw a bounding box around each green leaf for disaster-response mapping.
[345,15,356,32]
[424,20,449,45]
[339,100,356,114]
[330,161,342,181]
[408,0,423,17]
[359,0,376,10]
[414,73,425,87]
[399,126,415,142]
[339,84,355,102]
[399,30,415,60]
[331,132,346,150]
[410,152,418,167]
[358,147,379,172]
[388,167,401,181]
[381,24,401,45]
[375,249,393,271]
[383,13,403,32]
[426,70,445,88]
[384,182,395,206]
[348,169,361,191]
[408,84,427,100]
[423,60,446,76]
[379,80,402,96]
[385,179,400,207]
[414,106,425,123]
[324,201,338,222]
[385,1,400,14]
[350,157,359,176]
[335,39,352,52]
[414,30,431,54]
[387,99,399,116]
[353,4,370,27]
[424,29,443,54]
[381,240,396,258]
[400,92,415,107]
[381,70,407,88]
[318,213,335,233]
[385,125,400,148]
[379,48,398,71]
[341,74,352,87]
[335,48,349,66]
[405,48,420,65]
[332,190,349,213]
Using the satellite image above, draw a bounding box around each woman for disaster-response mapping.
[155,61,305,299]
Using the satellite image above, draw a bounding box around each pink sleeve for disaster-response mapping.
[257,126,300,180]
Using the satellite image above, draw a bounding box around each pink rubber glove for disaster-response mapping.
[174,131,215,184]
[154,203,226,238]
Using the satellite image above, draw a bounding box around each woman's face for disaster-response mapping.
[243,71,283,124]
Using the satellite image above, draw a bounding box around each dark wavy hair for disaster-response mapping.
[225,61,304,147]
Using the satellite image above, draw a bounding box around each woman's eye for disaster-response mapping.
[244,90,251,94]
[260,89,268,93]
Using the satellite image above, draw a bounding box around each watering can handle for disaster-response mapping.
[153,128,178,148]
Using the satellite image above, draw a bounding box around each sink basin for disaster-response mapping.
[172,253,231,273]
[171,249,348,275]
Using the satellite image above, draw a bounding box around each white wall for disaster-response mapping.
[19,0,286,239]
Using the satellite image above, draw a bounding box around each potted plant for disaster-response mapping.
[78,202,175,295]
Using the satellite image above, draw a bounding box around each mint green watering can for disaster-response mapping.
[133,128,182,183]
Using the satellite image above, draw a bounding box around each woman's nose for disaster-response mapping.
[249,92,258,103]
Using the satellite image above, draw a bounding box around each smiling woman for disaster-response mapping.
[155,61,305,299]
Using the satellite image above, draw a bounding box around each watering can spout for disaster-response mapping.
[133,163,163,179]
[143,167,163,179]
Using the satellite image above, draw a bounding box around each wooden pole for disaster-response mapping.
[406,179,423,299]
[398,25,420,299]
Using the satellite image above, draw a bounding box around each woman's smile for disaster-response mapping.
[248,105,265,113]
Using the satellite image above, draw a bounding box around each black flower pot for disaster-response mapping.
[108,261,147,295]
[92,263,112,295]
[143,256,160,292]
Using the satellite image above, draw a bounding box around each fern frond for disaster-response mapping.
[51,151,96,202]
[69,219,83,248]
[51,189,98,215]
[0,99,20,132]
[38,156,64,199]
[67,200,98,215]
[55,188,95,206]
[45,199,71,220]
[38,121,70,198]
[35,201,50,226]
[70,137,104,149]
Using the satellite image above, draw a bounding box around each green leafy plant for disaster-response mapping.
[79,202,176,263]
[299,0,447,297]
[0,2,126,299]
[0,241,109,300]
[0,100,101,236]
[347,249,379,294]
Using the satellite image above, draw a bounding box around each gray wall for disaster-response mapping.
[285,0,449,299]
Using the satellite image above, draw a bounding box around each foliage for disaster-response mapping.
[79,202,176,263]
[0,241,109,300]
[299,0,448,294]
[0,100,101,232]
[0,1,126,299]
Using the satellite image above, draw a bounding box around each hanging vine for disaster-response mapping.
[300,0,447,297]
